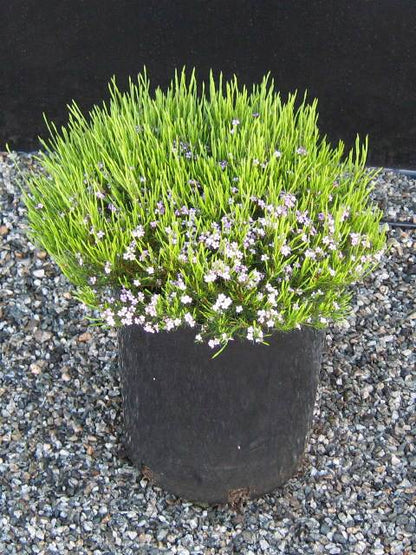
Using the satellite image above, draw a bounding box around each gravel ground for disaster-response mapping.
[1,153,415,554]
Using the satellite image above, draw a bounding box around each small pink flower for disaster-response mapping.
[208,338,220,349]
[280,244,291,256]
[184,313,195,327]
[212,294,232,312]
[132,225,145,239]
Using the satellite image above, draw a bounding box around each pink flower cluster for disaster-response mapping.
[84,146,383,349]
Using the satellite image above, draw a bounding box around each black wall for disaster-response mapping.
[1,1,415,168]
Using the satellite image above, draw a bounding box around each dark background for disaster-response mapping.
[1,0,415,168]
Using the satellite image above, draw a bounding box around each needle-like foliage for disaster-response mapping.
[23,67,386,352]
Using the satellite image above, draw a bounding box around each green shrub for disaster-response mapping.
[23,67,386,353]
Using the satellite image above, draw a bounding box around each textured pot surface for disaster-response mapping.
[118,326,324,504]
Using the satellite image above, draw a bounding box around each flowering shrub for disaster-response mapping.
[24,68,386,353]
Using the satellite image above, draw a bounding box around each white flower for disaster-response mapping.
[208,338,220,349]
[255,329,264,342]
[133,279,141,286]
[223,242,243,261]
[204,271,217,283]
[280,244,291,256]
[184,313,195,327]
[212,294,233,312]
[132,225,145,238]
[175,278,187,290]
[180,294,192,305]
[237,273,248,283]
[104,261,111,274]
[247,326,254,341]
[195,333,203,343]
[281,192,297,208]
[247,325,264,343]
[362,236,371,249]
[146,267,155,275]
[235,305,243,313]
[248,269,263,287]
[102,308,115,327]
[267,293,277,306]
[123,240,137,260]
[164,318,175,331]
[145,304,157,317]
[212,260,231,280]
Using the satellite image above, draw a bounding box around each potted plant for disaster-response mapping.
[22,68,386,504]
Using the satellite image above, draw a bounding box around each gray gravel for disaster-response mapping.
[1,152,415,554]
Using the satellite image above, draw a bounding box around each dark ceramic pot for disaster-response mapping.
[118,326,325,504]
